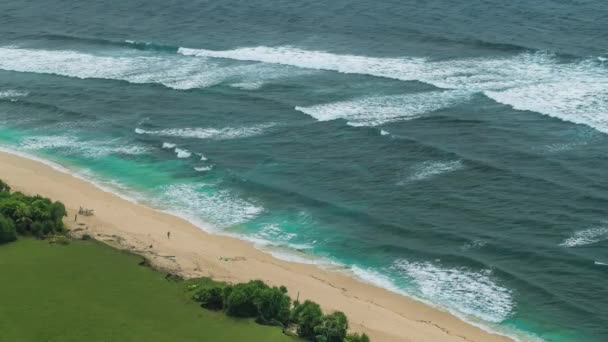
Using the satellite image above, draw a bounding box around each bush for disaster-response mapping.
[291,300,323,340]
[195,285,225,311]
[0,214,16,244]
[0,179,11,193]
[314,311,348,342]
[344,333,370,342]
[0,186,67,238]
[224,280,268,317]
[254,285,291,325]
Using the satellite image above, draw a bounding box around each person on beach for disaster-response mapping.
[167,231,171,239]
[74,213,77,222]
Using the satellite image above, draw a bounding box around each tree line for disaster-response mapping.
[192,278,370,342]
[0,179,67,243]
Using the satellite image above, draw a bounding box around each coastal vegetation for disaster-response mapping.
[191,279,370,342]
[0,179,369,341]
[0,179,66,243]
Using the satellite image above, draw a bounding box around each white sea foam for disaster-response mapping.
[0,90,29,99]
[461,239,488,251]
[20,135,148,157]
[161,142,176,149]
[0,46,306,91]
[595,261,608,266]
[179,46,608,134]
[174,147,191,158]
[229,81,265,90]
[178,46,429,82]
[399,160,464,184]
[392,260,514,323]
[156,183,263,228]
[135,123,274,140]
[380,129,390,136]
[559,225,608,247]
[194,165,212,172]
[254,223,297,244]
[351,265,404,294]
[296,91,469,126]
[486,80,608,134]
[4,44,607,133]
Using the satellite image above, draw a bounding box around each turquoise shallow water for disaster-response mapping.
[1,1,608,340]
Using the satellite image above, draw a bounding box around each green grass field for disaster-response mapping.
[0,238,297,342]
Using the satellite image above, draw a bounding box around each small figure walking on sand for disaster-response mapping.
[167,231,171,239]
[74,214,77,222]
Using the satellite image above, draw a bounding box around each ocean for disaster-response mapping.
[1,0,607,340]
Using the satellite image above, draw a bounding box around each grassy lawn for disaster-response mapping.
[0,238,297,342]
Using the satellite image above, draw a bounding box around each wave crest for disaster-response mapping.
[392,260,514,323]
[560,225,608,247]
[135,123,274,140]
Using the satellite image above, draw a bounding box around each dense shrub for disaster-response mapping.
[224,280,268,317]
[344,333,370,342]
[0,179,11,193]
[314,311,348,342]
[292,300,323,340]
[190,279,371,342]
[196,285,225,311]
[0,213,17,244]
[0,180,68,243]
[254,285,291,325]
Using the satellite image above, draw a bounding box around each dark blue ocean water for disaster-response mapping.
[1,1,607,340]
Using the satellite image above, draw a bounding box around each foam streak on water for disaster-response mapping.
[560,225,608,247]
[392,260,514,323]
[0,47,304,90]
[21,135,148,157]
[2,44,607,134]
[399,160,464,184]
[135,124,274,140]
[0,90,29,98]
[180,46,608,133]
[155,183,263,228]
[295,91,470,126]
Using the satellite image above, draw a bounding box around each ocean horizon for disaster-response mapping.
[1,0,607,340]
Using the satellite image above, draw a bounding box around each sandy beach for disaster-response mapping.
[0,149,513,342]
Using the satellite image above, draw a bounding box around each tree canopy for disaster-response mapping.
[0,181,67,243]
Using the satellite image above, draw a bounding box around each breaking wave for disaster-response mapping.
[134,123,274,140]
[155,183,263,228]
[20,135,148,157]
[392,260,514,323]
[560,225,608,247]
[295,91,470,126]
[0,90,29,99]
[180,46,608,133]
[0,46,307,90]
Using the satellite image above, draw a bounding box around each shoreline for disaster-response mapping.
[0,149,515,342]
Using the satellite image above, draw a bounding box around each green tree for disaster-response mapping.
[50,201,67,229]
[0,199,32,233]
[314,311,348,342]
[254,285,291,325]
[224,280,268,317]
[292,300,323,340]
[0,181,67,238]
[0,214,16,244]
